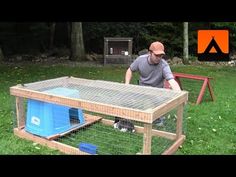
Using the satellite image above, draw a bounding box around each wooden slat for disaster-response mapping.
[14,128,90,155]
[162,135,185,155]
[15,97,25,129]
[176,103,184,139]
[196,78,208,104]
[207,79,215,101]
[143,123,152,154]
[47,114,102,140]
[101,119,176,140]
[104,37,133,41]
[174,72,213,80]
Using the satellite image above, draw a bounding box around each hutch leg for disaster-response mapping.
[176,103,184,139]
[143,123,152,154]
[15,97,25,129]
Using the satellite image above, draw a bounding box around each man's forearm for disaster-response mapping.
[125,68,132,84]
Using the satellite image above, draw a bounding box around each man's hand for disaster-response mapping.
[168,79,181,91]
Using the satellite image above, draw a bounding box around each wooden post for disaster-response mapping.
[196,78,208,104]
[176,103,184,139]
[143,123,152,154]
[0,47,4,61]
[207,79,215,101]
[15,97,25,129]
[175,77,183,90]
[104,38,108,65]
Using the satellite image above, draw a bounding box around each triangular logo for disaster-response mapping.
[205,37,222,53]
[209,47,217,53]
[197,30,229,61]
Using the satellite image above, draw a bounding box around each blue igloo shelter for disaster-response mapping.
[25,87,84,137]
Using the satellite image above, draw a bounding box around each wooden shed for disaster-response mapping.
[104,37,133,64]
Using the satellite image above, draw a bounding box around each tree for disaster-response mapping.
[49,23,56,49]
[0,47,4,61]
[183,22,189,64]
[70,22,85,61]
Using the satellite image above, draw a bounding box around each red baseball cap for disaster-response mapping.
[149,41,165,55]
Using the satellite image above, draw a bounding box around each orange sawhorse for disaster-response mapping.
[165,73,215,104]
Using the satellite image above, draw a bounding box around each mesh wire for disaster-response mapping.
[56,114,175,155]
[23,77,183,111]
[12,76,187,155]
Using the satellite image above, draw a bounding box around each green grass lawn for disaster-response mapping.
[0,62,235,154]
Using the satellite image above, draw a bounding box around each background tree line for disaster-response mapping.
[0,22,235,62]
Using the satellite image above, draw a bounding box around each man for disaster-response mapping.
[125,41,181,126]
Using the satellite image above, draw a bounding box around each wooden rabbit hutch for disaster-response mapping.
[10,76,188,155]
[104,37,133,65]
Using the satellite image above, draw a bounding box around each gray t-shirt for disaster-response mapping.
[130,54,174,88]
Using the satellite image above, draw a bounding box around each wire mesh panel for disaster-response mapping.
[10,76,188,155]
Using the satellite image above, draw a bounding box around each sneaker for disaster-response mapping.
[153,116,165,126]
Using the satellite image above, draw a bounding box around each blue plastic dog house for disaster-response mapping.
[25,87,85,137]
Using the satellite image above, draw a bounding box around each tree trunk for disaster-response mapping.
[183,22,189,64]
[67,22,71,48]
[0,47,4,62]
[70,22,85,61]
[49,23,56,49]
